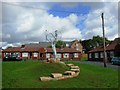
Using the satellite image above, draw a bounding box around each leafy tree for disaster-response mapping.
[47,40,66,48]
[56,40,66,48]
[7,46,12,48]
[81,35,110,53]
[47,45,52,48]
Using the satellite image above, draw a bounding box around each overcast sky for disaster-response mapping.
[0,0,119,48]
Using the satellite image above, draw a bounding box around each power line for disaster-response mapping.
[2,2,82,14]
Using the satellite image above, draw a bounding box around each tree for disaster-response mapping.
[7,46,12,48]
[56,40,66,48]
[47,40,66,48]
[81,35,110,53]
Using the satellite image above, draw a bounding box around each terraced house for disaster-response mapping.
[2,40,82,60]
[88,38,120,62]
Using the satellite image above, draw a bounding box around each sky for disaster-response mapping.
[0,0,119,49]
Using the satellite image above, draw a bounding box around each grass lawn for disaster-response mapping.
[2,61,119,88]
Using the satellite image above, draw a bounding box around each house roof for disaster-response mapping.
[23,40,79,48]
[3,47,21,52]
[89,37,120,53]
[89,46,104,53]
[45,48,81,53]
[38,42,51,47]
[3,45,43,52]
[3,46,81,53]
[24,42,51,48]
[106,38,120,50]
[20,47,40,52]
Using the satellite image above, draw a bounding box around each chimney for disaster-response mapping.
[21,45,25,49]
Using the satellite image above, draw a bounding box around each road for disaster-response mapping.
[71,61,120,71]
[1,58,119,70]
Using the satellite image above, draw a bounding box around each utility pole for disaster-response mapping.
[101,13,107,67]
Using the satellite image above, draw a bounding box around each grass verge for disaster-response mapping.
[2,61,119,88]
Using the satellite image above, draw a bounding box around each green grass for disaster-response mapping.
[2,61,119,88]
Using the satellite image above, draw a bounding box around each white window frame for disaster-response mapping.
[76,43,78,46]
[74,53,78,58]
[22,53,28,57]
[46,53,50,58]
[66,44,69,47]
[4,53,9,56]
[34,52,38,57]
[110,51,114,58]
[12,52,19,56]
[63,53,69,58]
[89,53,92,58]
[56,53,61,58]
[100,52,104,58]
[95,53,99,58]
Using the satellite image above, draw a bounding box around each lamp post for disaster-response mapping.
[101,13,107,67]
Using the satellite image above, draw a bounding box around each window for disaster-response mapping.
[74,53,78,58]
[76,48,79,51]
[95,53,98,58]
[22,53,28,57]
[46,53,50,58]
[110,51,114,58]
[12,52,20,56]
[34,52,38,57]
[66,44,69,47]
[56,53,61,58]
[76,43,78,46]
[100,52,104,58]
[4,53,9,56]
[89,53,92,58]
[63,53,69,58]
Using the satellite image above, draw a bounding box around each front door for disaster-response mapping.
[70,53,74,60]
[40,53,43,60]
[29,52,32,59]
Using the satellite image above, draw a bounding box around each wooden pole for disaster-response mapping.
[101,13,107,67]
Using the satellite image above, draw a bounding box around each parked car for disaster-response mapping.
[3,54,22,61]
[111,57,120,65]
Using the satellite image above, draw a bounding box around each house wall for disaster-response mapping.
[31,52,39,60]
[45,52,81,60]
[71,40,83,53]
[2,51,21,59]
[88,50,115,62]
[21,52,29,60]
[39,53,45,60]
[2,51,81,61]
[115,44,120,57]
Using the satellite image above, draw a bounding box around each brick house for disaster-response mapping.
[2,45,81,60]
[64,40,83,53]
[88,38,120,62]
[45,48,81,60]
[23,40,83,53]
